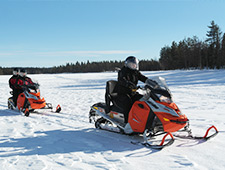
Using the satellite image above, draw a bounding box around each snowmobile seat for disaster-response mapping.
[105,80,123,113]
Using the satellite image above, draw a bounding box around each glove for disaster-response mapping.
[128,82,136,90]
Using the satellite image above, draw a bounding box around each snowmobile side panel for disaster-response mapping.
[128,101,151,133]
[17,93,26,111]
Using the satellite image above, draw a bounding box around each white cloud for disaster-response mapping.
[0,50,140,57]
[36,50,140,56]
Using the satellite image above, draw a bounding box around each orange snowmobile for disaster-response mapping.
[89,76,218,149]
[8,83,61,116]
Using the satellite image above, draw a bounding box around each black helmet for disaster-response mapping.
[12,68,19,75]
[19,68,27,77]
[125,56,139,70]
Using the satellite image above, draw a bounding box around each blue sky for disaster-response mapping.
[1,0,225,67]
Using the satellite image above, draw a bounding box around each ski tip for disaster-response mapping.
[56,105,61,113]
[203,125,219,140]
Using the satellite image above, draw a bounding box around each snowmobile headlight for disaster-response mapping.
[160,96,172,104]
[29,89,36,93]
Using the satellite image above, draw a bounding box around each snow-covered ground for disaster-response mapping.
[0,70,225,170]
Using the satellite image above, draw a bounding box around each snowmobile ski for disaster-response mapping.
[55,104,62,113]
[131,132,175,150]
[174,125,218,141]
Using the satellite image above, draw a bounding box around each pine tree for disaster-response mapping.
[206,20,222,68]
[221,33,225,68]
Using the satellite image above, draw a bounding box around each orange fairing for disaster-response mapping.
[29,92,46,109]
[17,91,46,111]
[29,97,46,109]
[155,101,188,132]
[17,93,26,111]
[157,101,181,113]
[128,101,151,133]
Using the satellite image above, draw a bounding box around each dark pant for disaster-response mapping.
[117,93,143,123]
[12,89,23,107]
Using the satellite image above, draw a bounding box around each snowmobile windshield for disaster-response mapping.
[27,83,40,93]
[150,76,169,91]
[145,76,172,101]
[32,79,39,84]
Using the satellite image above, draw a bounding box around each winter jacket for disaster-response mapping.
[9,75,19,89]
[22,77,34,86]
[9,76,34,90]
[115,66,147,95]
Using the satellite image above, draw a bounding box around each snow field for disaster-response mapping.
[0,70,225,170]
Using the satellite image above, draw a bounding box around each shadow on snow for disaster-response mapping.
[0,128,160,157]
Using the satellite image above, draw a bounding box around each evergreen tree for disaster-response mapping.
[206,20,222,68]
[159,46,172,70]
[0,67,3,75]
[221,33,225,68]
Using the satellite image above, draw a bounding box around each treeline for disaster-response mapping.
[159,20,225,69]
[0,59,160,75]
[1,20,225,75]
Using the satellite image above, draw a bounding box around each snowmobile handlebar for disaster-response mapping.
[19,83,40,91]
[131,86,141,92]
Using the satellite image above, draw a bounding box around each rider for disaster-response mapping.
[9,68,21,106]
[9,68,34,107]
[115,56,148,123]
[9,68,19,89]
[18,69,34,86]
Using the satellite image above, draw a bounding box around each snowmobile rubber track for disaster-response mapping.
[95,117,123,134]
[91,106,126,130]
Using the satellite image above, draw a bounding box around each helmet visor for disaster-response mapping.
[13,70,19,75]
[19,69,27,77]
[13,68,19,75]
[127,62,138,70]
[125,57,139,70]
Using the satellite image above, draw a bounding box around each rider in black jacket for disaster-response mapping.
[115,56,148,123]
[9,68,22,106]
